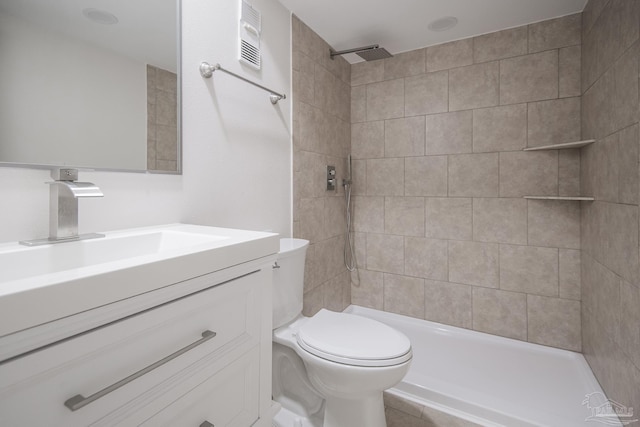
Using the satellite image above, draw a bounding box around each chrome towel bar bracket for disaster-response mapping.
[199,62,286,105]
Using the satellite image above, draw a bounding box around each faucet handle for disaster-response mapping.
[51,168,79,181]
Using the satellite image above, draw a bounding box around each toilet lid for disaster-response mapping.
[296,309,412,367]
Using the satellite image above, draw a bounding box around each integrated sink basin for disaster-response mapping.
[0,224,279,339]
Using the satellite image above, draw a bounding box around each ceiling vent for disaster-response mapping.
[239,1,261,70]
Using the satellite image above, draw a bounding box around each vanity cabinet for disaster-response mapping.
[0,261,274,427]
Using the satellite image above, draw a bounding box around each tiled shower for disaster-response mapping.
[292,0,639,416]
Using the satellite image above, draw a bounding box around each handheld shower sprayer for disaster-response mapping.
[343,155,356,271]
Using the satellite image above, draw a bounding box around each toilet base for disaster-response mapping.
[323,393,386,427]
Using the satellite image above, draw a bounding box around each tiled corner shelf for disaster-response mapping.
[523,139,595,151]
[524,196,595,201]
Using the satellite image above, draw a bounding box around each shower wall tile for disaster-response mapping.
[472,104,527,153]
[352,196,384,233]
[385,197,425,236]
[472,287,527,340]
[558,149,581,196]
[426,38,473,72]
[559,46,582,98]
[367,233,405,274]
[351,85,366,123]
[423,280,472,328]
[367,158,405,196]
[473,198,528,244]
[404,156,448,197]
[404,71,449,116]
[351,159,367,195]
[425,197,472,241]
[351,121,384,159]
[448,62,500,111]
[404,237,448,281]
[528,13,582,53]
[351,60,384,86]
[384,273,425,318]
[559,249,581,300]
[366,78,405,120]
[385,116,426,157]
[527,295,581,351]
[351,269,384,310]
[527,97,582,147]
[448,153,499,197]
[618,124,639,205]
[473,27,528,63]
[499,151,558,197]
[499,50,559,104]
[384,49,425,80]
[528,200,581,249]
[448,240,499,288]
[500,244,559,297]
[425,111,473,155]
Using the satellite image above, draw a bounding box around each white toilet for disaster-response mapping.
[272,238,412,427]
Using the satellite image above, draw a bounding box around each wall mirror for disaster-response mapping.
[0,0,180,173]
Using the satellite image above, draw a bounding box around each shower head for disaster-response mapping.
[330,44,393,61]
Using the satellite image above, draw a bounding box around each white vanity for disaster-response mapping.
[0,224,278,427]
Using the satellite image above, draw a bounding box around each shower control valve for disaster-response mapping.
[327,165,336,191]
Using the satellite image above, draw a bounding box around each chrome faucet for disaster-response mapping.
[20,169,104,246]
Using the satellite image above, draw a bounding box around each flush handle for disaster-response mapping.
[64,330,216,411]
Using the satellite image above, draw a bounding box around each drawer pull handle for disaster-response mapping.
[200,422,214,427]
[64,330,217,411]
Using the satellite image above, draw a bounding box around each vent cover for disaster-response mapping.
[239,1,261,69]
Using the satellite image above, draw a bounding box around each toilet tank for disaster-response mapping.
[273,238,309,329]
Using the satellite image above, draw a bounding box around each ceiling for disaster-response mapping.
[277,0,588,63]
[0,0,177,72]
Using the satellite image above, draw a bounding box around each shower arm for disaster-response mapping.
[330,44,379,59]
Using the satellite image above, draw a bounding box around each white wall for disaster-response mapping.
[181,0,292,236]
[0,12,147,170]
[0,0,292,244]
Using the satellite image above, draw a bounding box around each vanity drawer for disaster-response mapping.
[139,346,260,427]
[0,270,262,427]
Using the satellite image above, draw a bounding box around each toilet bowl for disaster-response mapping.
[272,238,412,427]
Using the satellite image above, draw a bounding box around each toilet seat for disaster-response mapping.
[296,309,412,367]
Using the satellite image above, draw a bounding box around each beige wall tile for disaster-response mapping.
[298,198,326,243]
[427,39,473,72]
[384,49,426,80]
[528,295,581,351]
[351,269,384,309]
[302,285,324,317]
[351,60,384,86]
[611,37,639,133]
[367,158,405,196]
[592,134,620,202]
[351,159,367,195]
[294,150,328,199]
[384,392,425,418]
[472,287,527,340]
[352,121,384,159]
[559,149,581,197]
[528,13,581,53]
[582,66,616,140]
[405,156,448,197]
[323,271,350,312]
[405,71,449,116]
[559,46,581,98]
[500,244,559,297]
[386,407,429,427]
[385,197,425,236]
[404,237,448,280]
[472,104,527,152]
[298,102,337,154]
[500,50,558,105]
[353,232,367,269]
[559,249,581,300]
[473,27,528,63]
[367,233,405,274]
[499,151,558,198]
[449,62,500,111]
[351,85,366,123]
[424,280,472,328]
[385,116,426,157]
[384,273,425,318]
[426,111,473,155]
[448,153,499,197]
[473,198,528,244]
[367,78,405,121]
[528,200,581,249]
[425,197,472,241]
[617,280,640,370]
[352,196,384,233]
[527,97,581,147]
[448,240,499,288]
[619,125,639,205]
[325,196,347,239]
